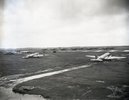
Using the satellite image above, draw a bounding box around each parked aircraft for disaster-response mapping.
[86,52,126,62]
[22,53,43,59]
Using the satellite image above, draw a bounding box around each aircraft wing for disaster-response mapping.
[90,58,103,62]
[98,52,110,59]
[85,55,95,58]
[106,56,126,60]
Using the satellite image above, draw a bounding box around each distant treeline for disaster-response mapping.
[0,46,128,54]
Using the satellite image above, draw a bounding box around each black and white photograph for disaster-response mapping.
[0,0,129,99]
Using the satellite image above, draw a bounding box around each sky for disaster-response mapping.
[0,0,129,48]
[0,0,4,48]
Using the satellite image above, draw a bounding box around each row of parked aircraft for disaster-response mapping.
[22,52,126,62]
[86,52,126,62]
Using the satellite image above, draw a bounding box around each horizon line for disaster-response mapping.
[0,45,129,49]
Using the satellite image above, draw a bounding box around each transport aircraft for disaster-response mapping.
[22,52,43,59]
[86,52,126,62]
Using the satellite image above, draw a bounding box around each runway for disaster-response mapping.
[15,64,92,85]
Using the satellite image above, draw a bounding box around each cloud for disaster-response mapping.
[106,0,129,9]
[0,0,4,8]
[102,0,129,15]
[64,0,128,17]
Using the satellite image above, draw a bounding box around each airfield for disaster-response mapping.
[0,46,129,100]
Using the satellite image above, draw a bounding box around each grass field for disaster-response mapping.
[0,52,92,77]
[0,46,129,99]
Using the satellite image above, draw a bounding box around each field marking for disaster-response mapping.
[15,64,91,85]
